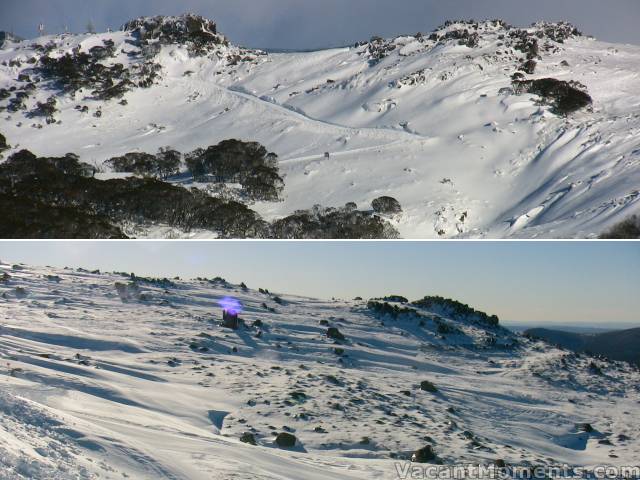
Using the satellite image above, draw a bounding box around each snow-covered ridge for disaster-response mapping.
[1,261,639,478]
[1,15,640,238]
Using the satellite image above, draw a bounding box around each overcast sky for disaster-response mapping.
[1,0,639,49]
[1,241,638,327]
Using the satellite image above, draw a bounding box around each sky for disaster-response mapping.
[1,0,640,48]
[1,241,638,327]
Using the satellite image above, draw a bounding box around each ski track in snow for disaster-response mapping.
[0,262,639,479]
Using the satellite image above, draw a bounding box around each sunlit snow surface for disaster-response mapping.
[1,23,640,237]
[0,261,639,478]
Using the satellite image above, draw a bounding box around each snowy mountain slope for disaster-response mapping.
[1,16,640,238]
[1,261,639,479]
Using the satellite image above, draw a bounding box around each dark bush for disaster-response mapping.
[367,300,417,319]
[30,96,58,121]
[513,78,592,115]
[7,96,26,112]
[381,295,408,303]
[156,147,182,177]
[0,193,126,238]
[270,204,399,239]
[0,149,268,238]
[412,296,499,326]
[371,196,402,214]
[599,215,640,239]
[0,133,8,156]
[185,139,283,201]
[39,46,158,99]
[39,51,93,92]
[436,320,461,335]
[89,43,115,61]
[106,150,180,179]
[0,150,96,180]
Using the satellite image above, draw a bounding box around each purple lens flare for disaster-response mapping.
[219,296,242,315]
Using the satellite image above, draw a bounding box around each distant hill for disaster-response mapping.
[524,327,640,365]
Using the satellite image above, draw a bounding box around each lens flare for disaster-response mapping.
[219,296,242,315]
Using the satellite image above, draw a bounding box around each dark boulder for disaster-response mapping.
[578,423,594,433]
[275,432,297,448]
[327,327,345,341]
[123,14,228,55]
[420,380,438,393]
[412,445,436,463]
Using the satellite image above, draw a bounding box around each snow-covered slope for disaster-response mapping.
[1,261,639,479]
[1,16,640,238]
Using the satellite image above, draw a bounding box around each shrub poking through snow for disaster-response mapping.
[271,204,399,239]
[185,139,283,201]
[0,149,267,238]
[0,149,399,239]
[371,196,402,214]
[106,148,180,179]
[412,296,499,326]
[0,132,8,157]
[512,78,592,115]
[38,39,159,99]
[30,96,58,122]
[599,215,640,239]
[367,300,418,319]
[379,295,408,303]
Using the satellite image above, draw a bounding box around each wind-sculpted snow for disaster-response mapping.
[1,261,639,478]
[1,15,640,237]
